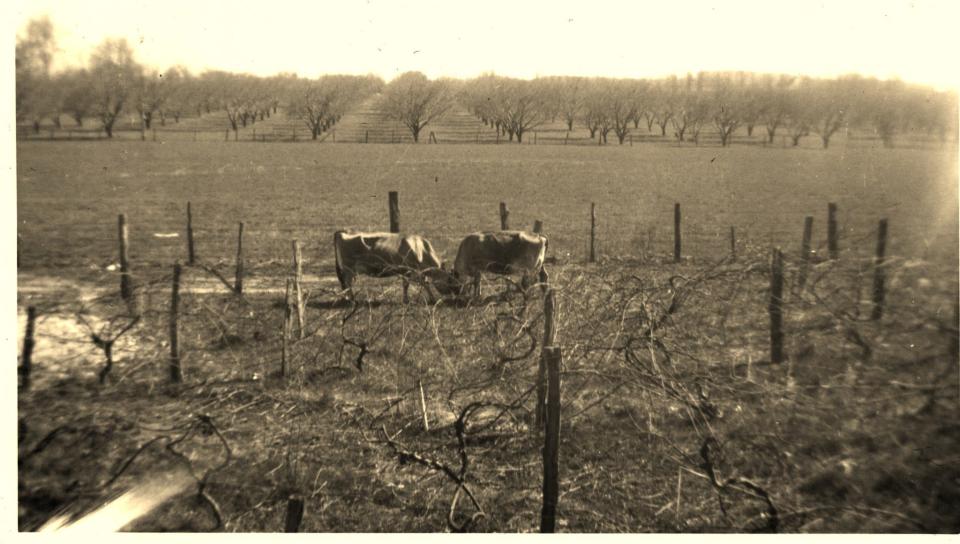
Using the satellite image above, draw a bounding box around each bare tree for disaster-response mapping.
[712,76,742,147]
[382,72,453,143]
[89,38,140,137]
[805,77,851,149]
[288,75,372,139]
[759,74,795,143]
[16,16,57,131]
[58,69,94,127]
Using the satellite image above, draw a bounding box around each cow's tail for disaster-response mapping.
[333,230,347,290]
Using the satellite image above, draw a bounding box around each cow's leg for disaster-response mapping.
[539,267,549,294]
[472,274,481,301]
[338,268,355,302]
[402,277,410,304]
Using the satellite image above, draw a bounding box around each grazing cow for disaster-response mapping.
[452,231,548,299]
[333,231,448,303]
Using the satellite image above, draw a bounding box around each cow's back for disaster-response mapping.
[336,231,442,276]
[454,231,546,276]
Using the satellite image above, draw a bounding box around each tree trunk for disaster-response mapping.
[658,121,668,136]
[53,115,62,129]
[767,126,777,143]
[33,120,40,134]
[412,126,420,143]
[566,119,574,131]
[104,120,115,138]
[517,130,524,143]
[792,134,802,146]
[588,127,597,139]
[74,114,83,127]
[822,135,831,149]
[143,112,153,129]
[747,124,754,137]
[617,132,626,144]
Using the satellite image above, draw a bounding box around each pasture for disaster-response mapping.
[16,140,960,532]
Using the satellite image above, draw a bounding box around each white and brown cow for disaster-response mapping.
[333,231,448,303]
[451,231,549,300]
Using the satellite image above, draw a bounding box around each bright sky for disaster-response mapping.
[10,0,960,89]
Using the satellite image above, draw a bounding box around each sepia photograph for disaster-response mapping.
[7,0,959,534]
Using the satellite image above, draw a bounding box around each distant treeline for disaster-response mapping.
[17,17,958,147]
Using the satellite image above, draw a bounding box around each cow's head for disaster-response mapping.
[426,265,468,302]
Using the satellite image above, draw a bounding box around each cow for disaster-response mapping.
[450,231,549,300]
[333,231,450,303]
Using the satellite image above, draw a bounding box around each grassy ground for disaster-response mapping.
[16,141,960,532]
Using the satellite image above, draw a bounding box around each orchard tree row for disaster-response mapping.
[17,17,957,147]
[16,18,383,139]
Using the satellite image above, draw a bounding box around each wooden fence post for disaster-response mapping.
[186,202,196,266]
[769,248,784,364]
[388,191,400,233]
[674,203,682,263]
[871,219,889,320]
[535,288,557,430]
[500,202,510,230]
[20,306,36,390]
[797,216,814,290]
[284,495,304,532]
[234,222,244,294]
[118,214,132,301]
[292,240,305,338]
[533,220,543,234]
[170,262,182,383]
[729,226,736,263]
[282,278,292,377]
[828,202,839,260]
[540,346,562,533]
[365,130,369,143]
[589,203,597,263]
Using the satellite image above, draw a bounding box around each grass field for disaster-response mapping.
[16,140,960,532]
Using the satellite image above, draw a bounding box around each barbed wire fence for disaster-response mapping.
[17,199,959,531]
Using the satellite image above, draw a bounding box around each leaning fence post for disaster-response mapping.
[118,214,132,301]
[292,240,305,338]
[500,202,510,230]
[674,203,682,263]
[186,202,196,265]
[388,191,400,233]
[234,222,244,294]
[535,288,557,430]
[797,216,814,291]
[871,219,889,320]
[20,306,37,390]
[540,346,562,533]
[769,248,784,364]
[284,495,304,532]
[828,202,839,260]
[170,262,182,383]
[590,203,597,263]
